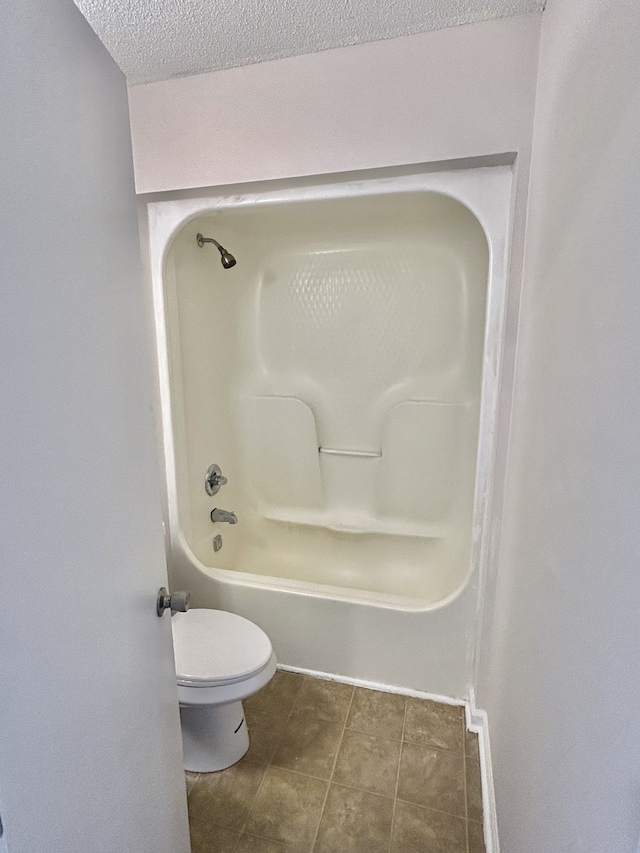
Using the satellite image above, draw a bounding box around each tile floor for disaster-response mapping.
[186,671,486,853]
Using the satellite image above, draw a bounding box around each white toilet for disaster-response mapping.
[171,608,277,772]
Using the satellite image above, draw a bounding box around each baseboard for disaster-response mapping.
[276,663,467,706]
[466,687,499,853]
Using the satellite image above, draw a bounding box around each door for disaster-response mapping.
[0,3,190,852]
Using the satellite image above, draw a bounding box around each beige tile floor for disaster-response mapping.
[186,671,486,853]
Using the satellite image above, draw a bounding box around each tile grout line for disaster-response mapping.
[235,674,307,846]
[463,714,470,853]
[343,722,467,753]
[394,794,468,823]
[221,760,468,823]
[199,784,470,838]
[309,683,356,853]
[388,696,408,853]
[201,761,472,825]
[241,829,308,852]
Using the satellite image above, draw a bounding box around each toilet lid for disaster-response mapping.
[171,609,273,687]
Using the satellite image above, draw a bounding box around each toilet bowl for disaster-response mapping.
[171,608,277,772]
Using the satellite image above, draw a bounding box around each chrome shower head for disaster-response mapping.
[220,250,237,269]
[196,233,237,269]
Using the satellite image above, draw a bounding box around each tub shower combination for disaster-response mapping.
[147,166,511,696]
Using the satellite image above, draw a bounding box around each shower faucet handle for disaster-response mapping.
[205,463,228,496]
[210,508,238,524]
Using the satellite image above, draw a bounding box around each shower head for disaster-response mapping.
[196,233,237,269]
[219,249,237,269]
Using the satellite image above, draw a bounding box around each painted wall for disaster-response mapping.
[127,14,541,194]
[0,2,189,851]
[476,0,640,850]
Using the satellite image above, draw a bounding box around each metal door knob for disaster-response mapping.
[156,587,190,617]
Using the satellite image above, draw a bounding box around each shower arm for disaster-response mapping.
[196,234,223,250]
[196,233,237,269]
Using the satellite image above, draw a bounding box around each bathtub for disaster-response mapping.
[144,164,512,697]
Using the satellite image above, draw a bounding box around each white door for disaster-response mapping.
[0,3,190,852]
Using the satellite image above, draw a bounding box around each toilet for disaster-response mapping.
[171,608,277,772]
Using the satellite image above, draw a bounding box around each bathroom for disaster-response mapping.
[1,2,640,853]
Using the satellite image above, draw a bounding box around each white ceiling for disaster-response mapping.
[74,0,543,86]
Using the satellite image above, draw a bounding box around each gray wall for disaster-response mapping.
[0,3,188,851]
[477,0,640,849]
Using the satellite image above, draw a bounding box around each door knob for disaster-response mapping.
[156,587,190,617]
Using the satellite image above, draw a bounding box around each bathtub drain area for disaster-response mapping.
[185,671,485,852]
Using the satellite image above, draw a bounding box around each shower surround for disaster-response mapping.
[146,165,511,696]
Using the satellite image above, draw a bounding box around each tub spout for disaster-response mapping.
[210,508,238,524]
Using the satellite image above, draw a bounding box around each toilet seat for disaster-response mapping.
[172,609,274,688]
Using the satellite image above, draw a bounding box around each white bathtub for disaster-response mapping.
[144,164,512,696]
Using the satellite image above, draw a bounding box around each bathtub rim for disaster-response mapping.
[173,528,474,614]
[143,161,514,615]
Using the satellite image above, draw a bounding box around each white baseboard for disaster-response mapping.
[466,687,499,853]
[276,663,467,706]
[277,664,498,852]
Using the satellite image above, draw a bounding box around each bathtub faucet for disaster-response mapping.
[210,508,238,524]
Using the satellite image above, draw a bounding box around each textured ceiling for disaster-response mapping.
[74,0,543,85]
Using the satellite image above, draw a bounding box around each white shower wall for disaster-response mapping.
[146,166,512,694]
[166,190,487,605]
